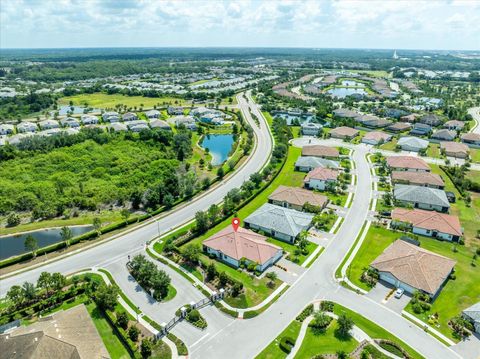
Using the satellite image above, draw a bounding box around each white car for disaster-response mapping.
[394,288,404,298]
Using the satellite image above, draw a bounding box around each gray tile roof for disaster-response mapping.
[397,136,429,149]
[244,203,313,237]
[295,156,340,169]
[394,184,450,208]
[463,302,480,323]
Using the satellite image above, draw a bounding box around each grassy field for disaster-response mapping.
[380,138,398,151]
[470,148,480,163]
[294,320,358,358]
[266,237,318,266]
[426,143,441,158]
[466,169,480,184]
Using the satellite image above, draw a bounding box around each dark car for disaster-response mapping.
[446,191,456,203]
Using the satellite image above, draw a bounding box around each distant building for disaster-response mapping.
[394,184,450,213]
[419,114,442,126]
[431,129,456,141]
[397,137,429,152]
[268,185,328,212]
[361,131,392,145]
[150,119,171,130]
[294,156,340,172]
[172,115,196,130]
[410,123,432,136]
[301,145,339,159]
[330,126,359,140]
[391,171,444,189]
[333,108,359,118]
[0,124,15,135]
[301,122,322,136]
[304,167,339,191]
[145,109,161,119]
[60,117,80,128]
[443,120,465,131]
[167,106,184,115]
[387,122,411,132]
[461,133,480,146]
[102,111,120,123]
[440,141,469,158]
[38,119,59,130]
[16,121,37,133]
[80,115,99,125]
[122,112,138,122]
[386,156,430,172]
[108,123,128,132]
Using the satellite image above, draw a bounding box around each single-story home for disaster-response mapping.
[359,116,392,129]
[371,239,456,298]
[391,208,462,241]
[0,124,15,135]
[294,156,340,172]
[419,114,442,127]
[203,226,282,273]
[394,184,450,213]
[409,123,432,136]
[150,119,171,130]
[361,131,392,145]
[431,129,456,141]
[102,111,120,123]
[122,112,138,122]
[330,126,359,140]
[167,106,184,116]
[301,122,323,136]
[400,114,418,123]
[108,123,128,132]
[244,203,313,243]
[304,167,339,191]
[60,117,80,128]
[171,115,196,130]
[391,171,444,189]
[145,109,161,119]
[461,133,480,146]
[268,185,328,212]
[38,119,60,130]
[301,145,339,159]
[387,122,411,133]
[462,302,480,334]
[81,115,99,125]
[333,108,359,118]
[386,156,430,172]
[440,141,469,158]
[397,137,429,152]
[127,120,149,132]
[16,121,37,133]
[443,120,465,131]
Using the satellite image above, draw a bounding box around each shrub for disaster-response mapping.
[187,309,200,322]
[128,325,140,342]
[296,304,314,322]
[279,337,294,354]
[320,301,334,312]
[309,311,332,330]
[116,311,129,330]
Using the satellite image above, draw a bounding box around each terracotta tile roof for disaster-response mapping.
[392,208,462,236]
[269,185,328,208]
[440,141,469,154]
[444,120,465,128]
[400,114,418,123]
[371,240,456,295]
[203,226,281,264]
[362,131,391,142]
[386,156,430,171]
[330,126,359,137]
[461,133,480,141]
[388,122,412,131]
[304,167,339,182]
[391,171,444,187]
[301,145,339,158]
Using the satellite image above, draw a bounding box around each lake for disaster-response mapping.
[200,134,234,166]
[273,112,314,125]
[53,106,100,116]
[341,80,365,87]
[327,87,367,99]
[0,225,94,260]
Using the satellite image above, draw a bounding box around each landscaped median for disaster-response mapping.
[255,301,424,359]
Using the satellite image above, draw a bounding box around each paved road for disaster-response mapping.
[468,107,480,135]
[0,92,273,296]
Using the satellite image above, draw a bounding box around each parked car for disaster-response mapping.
[394,288,404,298]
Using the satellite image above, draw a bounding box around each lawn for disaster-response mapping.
[470,148,480,163]
[466,169,480,184]
[255,320,302,359]
[294,320,358,358]
[151,339,172,359]
[266,237,318,266]
[426,143,441,158]
[325,191,348,207]
[379,138,398,151]
[59,92,190,109]
[86,302,131,359]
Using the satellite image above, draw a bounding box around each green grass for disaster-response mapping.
[426,143,441,158]
[255,320,302,359]
[470,148,480,163]
[379,138,398,151]
[294,320,358,358]
[466,169,480,184]
[97,269,142,314]
[59,92,189,109]
[151,339,172,359]
[324,191,348,207]
[86,302,131,359]
[162,284,177,302]
[266,237,318,266]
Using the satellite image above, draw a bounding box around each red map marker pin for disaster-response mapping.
[232,217,240,232]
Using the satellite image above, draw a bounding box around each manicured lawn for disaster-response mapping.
[380,138,398,151]
[86,302,131,359]
[266,237,318,266]
[162,284,177,302]
[294,320,358,358]
[470,148,480,163]
[426,143,441,158]
[151,339,172,359]
[346,225,402,291]
[255,320,302,359]
[325,191,348,207]
[466,169,480,184]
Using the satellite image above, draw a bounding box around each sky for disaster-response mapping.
[1,0,479,50]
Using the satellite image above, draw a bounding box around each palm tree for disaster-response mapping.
[60,226,73,247]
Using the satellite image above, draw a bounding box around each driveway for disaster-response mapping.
[452,332,480,359]
[366,281,411,314]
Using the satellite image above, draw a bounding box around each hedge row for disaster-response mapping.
[103,308,141,358]
[296,303,314,322]
[279,336,296,354]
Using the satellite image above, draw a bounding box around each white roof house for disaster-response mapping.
[60,117,80,128]
[81,114,99,125]
[108,123,128,132]
[122,112,138,122]
[397,136,429,151]
[145,109,161,119]
[127,120,149,132]
[16,121,37,133]
[102,111,120,122]
[301,122,323,136]
[172,115,197,130]
[0,124,15,135]
[39,119,60,130]
[150,119,171,130]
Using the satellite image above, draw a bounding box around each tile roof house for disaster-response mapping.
[391,208,462,241]
[391,171,444,189]
[203,226,282,272]
[39,119,60,130]
[400,114,418,123]
[80,115,99,125]
[127,120,149,132]
[387,122,412,133]
[60,117,80,128]
[244,203,313,243]
[294,156,340,172]
[409,123,432,136]
[171,115,197,130]
[333,108,359,118]
[0,123,15,135]
[150,119,172,130]
[371,240,456,298]
[167,106,184,115]
[386,156,430,172]
[443,120,465,131]
[122,112,138,122]
[361,131,392,145]
[419,114,442,127]
[461,133,480,146]
[16,121,38,133]
[358,116,392,128]
[394,184,450,213]
[304,167,339,191]
[301,145,339,158]
[462,302,480,334]
[145,109,161,119]
[440,141,469,158]
[330,126,359,140]
[102,111,120,122]
[108,122,128,132]
[397,136,429,152]
[431,129,456,141]
[301,122,323,136]
[268,185,328,211]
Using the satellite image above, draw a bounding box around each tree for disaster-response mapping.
[6,213,20,227]
[7,285,24,304]
[310,311,332,330]
[337,313,354,337]
[120,209,131,224]
[217,166,225,178]
[195,210,209,233]
[93,217,102,234]
[94,284,119,311]
[250,172,263,187]
[206,262,217,281]
[116,311,129,329]
[24,235,38,257]
[51,272,66,291]
[183,244,201,264]
[37,272,52,293]
[140,338,153,358]
[297,230,309,251]
[22,281,36,301]
[207,204,220,224]
[218,271,229,287]
[128,325,140,342]
[60,226,73,247]
[151,269,171,300]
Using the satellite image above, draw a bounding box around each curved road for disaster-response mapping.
[0,92,273,296]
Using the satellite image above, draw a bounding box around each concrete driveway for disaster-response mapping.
[366,281,411,314]
[452,332,480,359]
